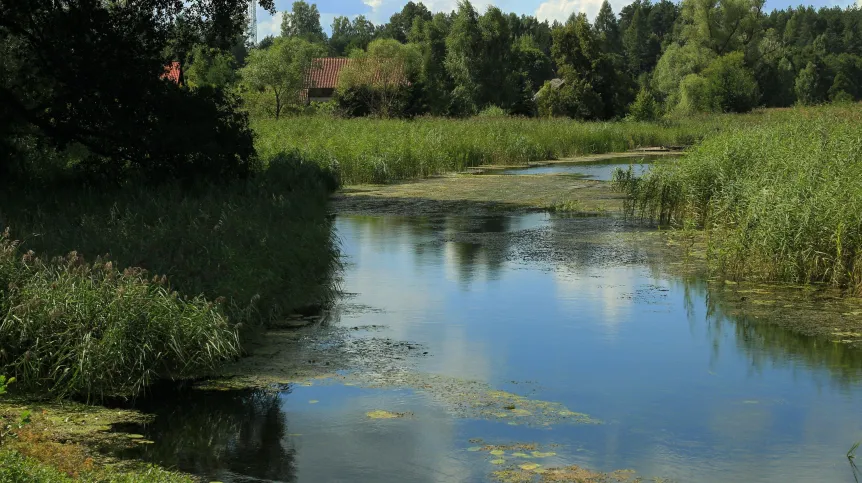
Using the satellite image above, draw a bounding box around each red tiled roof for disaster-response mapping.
[306,58,352,90]
[161,61,182,85]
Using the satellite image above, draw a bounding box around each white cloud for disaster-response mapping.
[256,11,283,40]
[364,0,384,8]
[535,0,605,24]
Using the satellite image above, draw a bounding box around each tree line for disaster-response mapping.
[3,0,861,183]
[217,0,862,119]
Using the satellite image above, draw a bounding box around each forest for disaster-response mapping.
[216,0,862,119]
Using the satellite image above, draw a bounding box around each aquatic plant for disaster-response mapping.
[0,153,341,327]
[0,231,241,399]
[615,104,862,293]
[851,441,860,483]
[0,376,14,396]
[252,115,721,184]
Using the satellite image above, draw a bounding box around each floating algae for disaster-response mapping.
[366,410,411,419]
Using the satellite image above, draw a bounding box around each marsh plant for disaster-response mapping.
[1,154,341,328]
[253,116,714,184]
[0,231,241,399]
[615,105,862,292]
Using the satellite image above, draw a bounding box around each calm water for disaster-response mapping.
[118,213,862,483]
[501,155,671,180]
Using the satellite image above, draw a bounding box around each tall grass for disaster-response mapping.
[0,154,341,398]
[0,231,240,399]
[253,116,720,184]
[0,154,341,326]
[615,104,862,292]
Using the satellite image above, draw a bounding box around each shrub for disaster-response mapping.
[628,88,661,121]
[476,106,510,118]
[0,231,241,399]
[701,52,760,113]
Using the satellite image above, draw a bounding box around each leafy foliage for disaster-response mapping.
[0,0,273,184]
[240,37,326,119]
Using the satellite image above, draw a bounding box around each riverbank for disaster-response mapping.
[615,104,862,294]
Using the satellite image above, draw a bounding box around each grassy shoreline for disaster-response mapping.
[254,116,716,185]
[615,104,862,292]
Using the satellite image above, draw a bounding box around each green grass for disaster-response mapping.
[1,154,340,326]
[253,116,723,184]
[615,104,862,292]
[0,231,241,399]
[0,154,341,398]
[0,449,193,483]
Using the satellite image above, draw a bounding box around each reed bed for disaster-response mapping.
[615,104,862,292]
[0,154,341,398]
[253,116,719,184]
[0,232,240,399]
[0,154,341,327]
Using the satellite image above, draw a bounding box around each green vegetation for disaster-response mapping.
[0,231,241,398]
[615,105,862,292]
[0,450,193,483]
[254,116,712,184]
[1,155,340,328]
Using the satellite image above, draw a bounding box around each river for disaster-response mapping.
[113,178,862,482]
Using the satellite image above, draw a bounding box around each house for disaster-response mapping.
[304,57,352,103]
[162,61,184,86]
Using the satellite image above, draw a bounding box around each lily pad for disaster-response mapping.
[519,463,541,471]
[490,449,505,456]
[467,446,483,452]
[511,452,532,458]
[490,459,506,465]
[308,400,319,404]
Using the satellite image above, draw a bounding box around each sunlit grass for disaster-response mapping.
[253,116,725,185]
[614,104,862,292]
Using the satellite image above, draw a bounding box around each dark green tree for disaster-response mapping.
[594,0,623,54]
[445,1,483,115]
[281,1,327,44]
[0,0,270,183]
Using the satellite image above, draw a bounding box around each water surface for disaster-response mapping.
[501,155,673,180]
[118,212,862,483]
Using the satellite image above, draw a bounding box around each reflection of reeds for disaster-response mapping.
[120,386,295,481]
[850,441,860,483]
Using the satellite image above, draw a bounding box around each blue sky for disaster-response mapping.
[256,0,860,40]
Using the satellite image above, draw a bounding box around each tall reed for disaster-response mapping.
[0,232,241,399]
[0,154,341,327]
[615,104,862,292]
[253,116,720,184]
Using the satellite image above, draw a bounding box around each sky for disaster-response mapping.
[256,0,861,41]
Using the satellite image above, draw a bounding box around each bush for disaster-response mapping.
[628,88,661,121]
[536,78,603,119]
[0,231,241,399]
[701,53,759,113]
[475,106,510,118]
